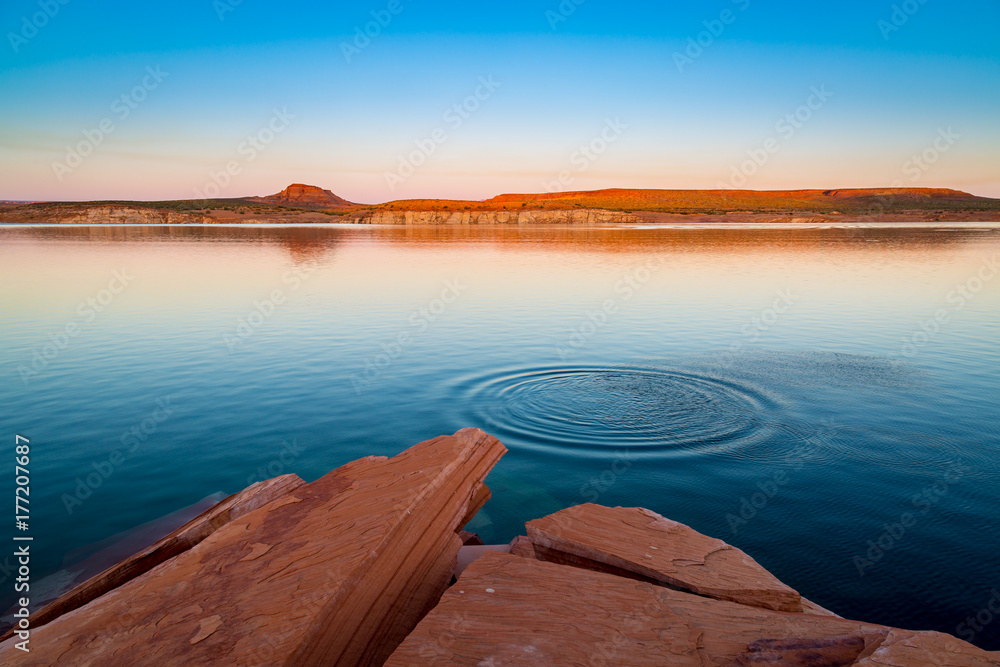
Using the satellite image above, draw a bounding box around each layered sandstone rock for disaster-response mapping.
[1,475,304,641]
[1,491,227,635]
[388,551,1000,666]
[0,429,506,666]
[0,205,213,224]
[851,629,1000,666]
[524,503,803,612]
[352,209,639,225]
[3,442,996,666]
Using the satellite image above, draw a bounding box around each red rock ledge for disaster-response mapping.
[3,429,998,666]
[0,428,505,666]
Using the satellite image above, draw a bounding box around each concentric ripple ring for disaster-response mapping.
[448,365,785,460]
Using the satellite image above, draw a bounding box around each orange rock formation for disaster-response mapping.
[4,430,997,666]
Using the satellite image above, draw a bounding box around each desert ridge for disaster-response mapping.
[2,184,999,225]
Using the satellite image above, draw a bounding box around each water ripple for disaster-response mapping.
[448,365,786,460]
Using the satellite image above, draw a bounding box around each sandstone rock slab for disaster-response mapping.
[458,530,484,546]
[388,551,1000,666]
[455,545,510,578]
[852,629,1000,667]
[1,474,304,642]
[526,503,803,612]
[0,428,506,666]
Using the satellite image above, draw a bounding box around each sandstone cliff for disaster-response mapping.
[351,208,640,225]
[0,205,213,225]
[0,204,639,226]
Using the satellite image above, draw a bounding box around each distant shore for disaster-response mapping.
[4,184,1000,226]
[2,202,1000,227]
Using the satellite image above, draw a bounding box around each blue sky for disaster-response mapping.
[1,0,998,202]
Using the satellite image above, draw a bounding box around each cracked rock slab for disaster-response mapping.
[0,473,306,642]
[525,503,803,612]
[388,551,1000,667]
[851,629,1000,667]
[0,428,506,667]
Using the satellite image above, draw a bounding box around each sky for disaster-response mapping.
[1,0,998,203]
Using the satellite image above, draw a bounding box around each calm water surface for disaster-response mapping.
[1,224,998,647]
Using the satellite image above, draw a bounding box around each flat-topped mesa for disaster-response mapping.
[0,428,506,666]
[486,186,985,207]
[524,503,804,612]
[252,183,355,209]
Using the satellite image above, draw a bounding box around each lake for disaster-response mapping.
[1,223,998,648]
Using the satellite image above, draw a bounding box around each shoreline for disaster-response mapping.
[4,191,1000,228]
[3,220,1000,229]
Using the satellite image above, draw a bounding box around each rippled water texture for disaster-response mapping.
[449,365,783,459]
[1,224,998,647]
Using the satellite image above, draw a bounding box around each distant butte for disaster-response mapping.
[250,183,357,210]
